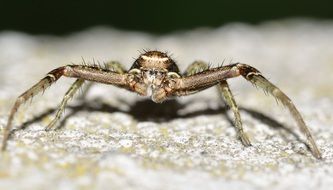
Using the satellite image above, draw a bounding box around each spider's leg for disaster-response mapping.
[2,65,129,151]
[172,63,321,158]
[47,61,125,130]
[2,67,66,150]
[236,63,321,158]
[218,81,251,146]
[45,79,84,130]
[79,61,125,99]
[184,61,251,146]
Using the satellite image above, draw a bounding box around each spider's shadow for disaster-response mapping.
[19,98,310,154]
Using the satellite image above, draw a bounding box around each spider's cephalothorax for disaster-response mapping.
[127,51,181,102]
[130,51,180,73]
[1,50,322,159]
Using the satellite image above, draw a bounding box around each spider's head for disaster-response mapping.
[130,51,179,72]
[129,51,180,88]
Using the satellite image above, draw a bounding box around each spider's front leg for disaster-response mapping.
[2,64,129,150]
[79,61,126,99]
[184,61,251,146]
[46,61,126,130]
[172,63,321,159]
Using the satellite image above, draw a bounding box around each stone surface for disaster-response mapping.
[0,19,333,190]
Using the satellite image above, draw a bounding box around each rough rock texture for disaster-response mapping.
[0,20,333,190]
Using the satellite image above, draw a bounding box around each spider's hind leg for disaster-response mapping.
[46,61,126,130]
[185,61,251,146]
[218,81,251,146]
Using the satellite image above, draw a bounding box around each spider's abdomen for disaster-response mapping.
[130,51,180,73]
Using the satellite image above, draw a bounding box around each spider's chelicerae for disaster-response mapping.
[1,51,321,159]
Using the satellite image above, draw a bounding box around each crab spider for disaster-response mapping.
[1,51,321,159]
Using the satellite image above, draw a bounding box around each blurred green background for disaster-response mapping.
[0,0,332,34]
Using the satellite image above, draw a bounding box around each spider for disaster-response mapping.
[1,50,321,159]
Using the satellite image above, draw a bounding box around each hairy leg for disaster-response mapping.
[218,81,251,146]
[2,68,64,150]
[79,61,125,98]
[184,61,251,146]
[237,63,321,158]
[2,64,128,150]
[45,79,85,130]
[174,63,321,158]
[46,61,126,130]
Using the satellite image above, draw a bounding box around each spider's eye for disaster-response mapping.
[149,70,155,75]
